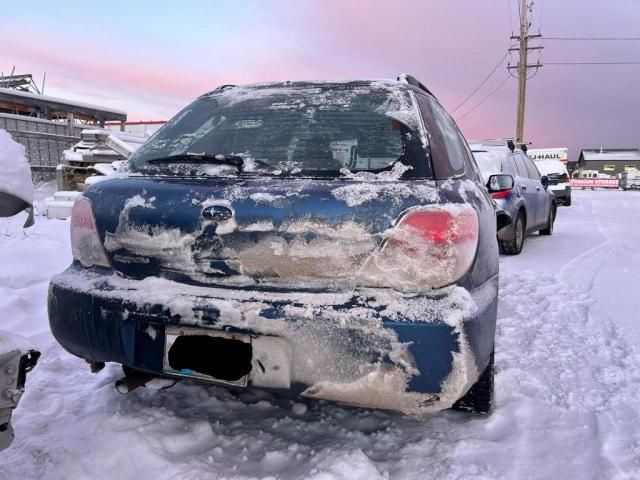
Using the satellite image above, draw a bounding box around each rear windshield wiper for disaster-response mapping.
[147,153,245,172]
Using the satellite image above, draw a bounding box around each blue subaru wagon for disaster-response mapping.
[48,76,499,416]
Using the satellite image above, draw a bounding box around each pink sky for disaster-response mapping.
[2,0,639,158]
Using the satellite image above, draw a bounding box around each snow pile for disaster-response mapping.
[0,330,35,355]
[0,129,33,205]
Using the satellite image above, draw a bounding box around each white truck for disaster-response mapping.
[535,159,572,206]
[620,169,640,190]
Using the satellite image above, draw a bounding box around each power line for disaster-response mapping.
[544,36,640,41]
[545,61,640,65]
[456,75,512,121]
[450,50,510,114]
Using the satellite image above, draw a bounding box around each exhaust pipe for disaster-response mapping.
[115,368,178,394]
[115,370,156,394]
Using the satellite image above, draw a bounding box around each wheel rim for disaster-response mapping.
[515,217,524,249]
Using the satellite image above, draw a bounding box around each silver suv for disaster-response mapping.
[471,141,557,255]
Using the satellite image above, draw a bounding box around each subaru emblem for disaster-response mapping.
[202,205,233,222]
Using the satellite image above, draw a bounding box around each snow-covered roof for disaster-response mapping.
[581,149,640,162]
[0,87,126,120]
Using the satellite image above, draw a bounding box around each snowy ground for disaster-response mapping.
[2,190,640,479]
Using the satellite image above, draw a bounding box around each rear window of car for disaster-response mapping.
[415,94,468,178]
[127,83,432,178]
[513,153,530,178]
[535,160,568,176]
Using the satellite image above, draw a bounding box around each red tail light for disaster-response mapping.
[358,205,479,292]
[70,197,111,268]
[391,209,478,245]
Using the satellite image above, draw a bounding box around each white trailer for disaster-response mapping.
[528,147,569,163]
[620,169,640,190]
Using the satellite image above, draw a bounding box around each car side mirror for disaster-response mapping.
[0,191,34,228]
[541,175,549,189]
[486,174,514,193]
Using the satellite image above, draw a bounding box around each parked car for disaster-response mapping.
[0,129,35,227]
[471,141,557,255]
[535,159,572,206]
[0,131,40,451]
[49,76,501,416]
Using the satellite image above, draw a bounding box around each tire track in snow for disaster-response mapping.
[496,270,640,479]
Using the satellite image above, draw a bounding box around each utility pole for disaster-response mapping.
[508,0,543,143]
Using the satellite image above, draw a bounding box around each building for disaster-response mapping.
[577,148,640,176]
[0,85,126,180]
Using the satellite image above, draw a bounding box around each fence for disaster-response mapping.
[0,113,82,181]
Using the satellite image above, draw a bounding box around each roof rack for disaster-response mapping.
[397,74,435,97]
[214,84,236,91]
[470,138,514,146]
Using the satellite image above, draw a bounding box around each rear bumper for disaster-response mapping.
[48,266,497,416]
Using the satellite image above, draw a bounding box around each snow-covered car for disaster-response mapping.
[0,129,35,227]
[0,332,40,451]
[49,77,500,417]
[0,131,41,451]
[471,141,557,255]
[535,159,572,206]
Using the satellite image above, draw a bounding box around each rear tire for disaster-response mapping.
[499,212,525,255]
[540,205,556,235]
[451,351,494,414]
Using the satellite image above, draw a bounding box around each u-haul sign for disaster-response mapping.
[528,148,569,163]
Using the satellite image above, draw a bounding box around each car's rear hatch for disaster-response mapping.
[85,176,438,291]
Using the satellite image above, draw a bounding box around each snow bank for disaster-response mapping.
[0,330,35,355]
[0,129,33,205]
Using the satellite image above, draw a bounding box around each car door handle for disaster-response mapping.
[536,186,541,191]
[521,185,527,191]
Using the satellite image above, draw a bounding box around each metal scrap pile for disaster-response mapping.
[58,129,147,191]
